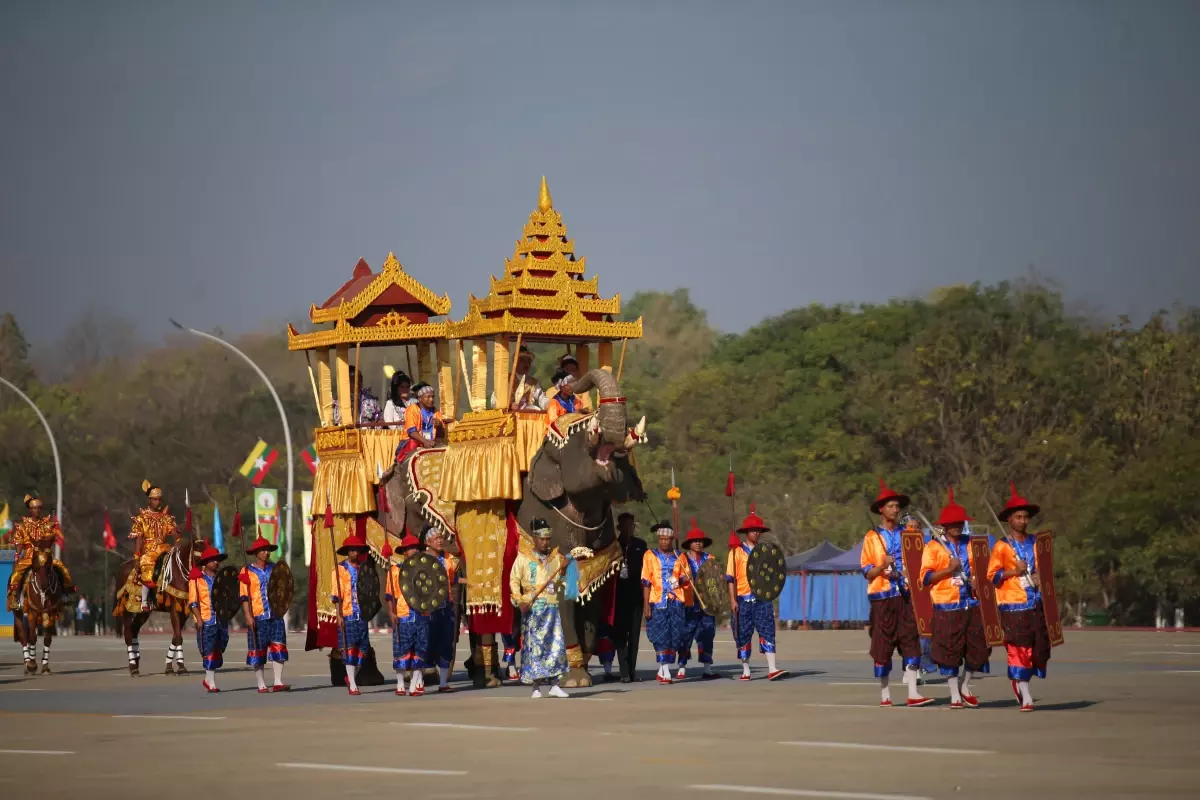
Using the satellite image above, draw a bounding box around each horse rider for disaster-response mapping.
[130,479,183,613]
[6,492,75,614]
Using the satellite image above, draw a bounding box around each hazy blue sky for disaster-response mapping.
[2,1,1197,345]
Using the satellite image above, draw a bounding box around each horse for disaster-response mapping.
[113,538,199,677]
[15,539,68,675]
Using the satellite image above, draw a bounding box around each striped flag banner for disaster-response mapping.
[238,439,279,486]
[301,442,319,475]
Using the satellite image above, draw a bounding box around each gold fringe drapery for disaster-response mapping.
[439,438,523,502]
[515,411,550,472]
[454,500,508,614]
[312,455,374,515]
[360,429,407,481]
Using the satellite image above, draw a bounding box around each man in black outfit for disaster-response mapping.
[609,512,648,682]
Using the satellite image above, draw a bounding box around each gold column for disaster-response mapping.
[493,336,510,411]
[416,342,432,391]
[598,341,613,373]
[436,339,455,419]
[317,350,334,427]
[335,344,350,424]
[470,338,489,413]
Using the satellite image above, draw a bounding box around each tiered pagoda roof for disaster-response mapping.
[448,178,642,342]
[288,253,451,350]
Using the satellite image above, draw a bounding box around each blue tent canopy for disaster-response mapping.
[784,539,845,572]
[802,541,865,573]
[779,541,869,622]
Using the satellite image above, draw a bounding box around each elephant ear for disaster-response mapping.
[528,449,565,504]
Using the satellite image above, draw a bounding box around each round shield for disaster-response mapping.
[356,560,382,622]
[747,541,786,603]
[211,565,242,624]
[694,557,731,618]
[267,560,294,620]
[399,551,449,614]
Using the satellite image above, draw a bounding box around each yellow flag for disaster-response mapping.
[0,503,10,536]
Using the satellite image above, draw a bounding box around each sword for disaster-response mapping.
[912,508,970,591]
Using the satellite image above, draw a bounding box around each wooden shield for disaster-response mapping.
[900,530,933,639]
[747,541,786,603]
[694,557,730,618]
[356,560,382,622]
[1035,531,1064,647]
[969,534,1004,647]
[267,560,294,620]
[399,551,449,614]
[211,565,242,624]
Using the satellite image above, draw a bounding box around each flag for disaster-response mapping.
[212,502,224,552]
[0,503,11,539]
[254,488,280,561]
[301,442,319,475]
[102,508,117,550]
[239,439,279,485]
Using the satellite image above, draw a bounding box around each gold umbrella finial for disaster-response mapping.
[538,175,553,212]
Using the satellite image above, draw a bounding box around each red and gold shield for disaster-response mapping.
[901,530,933,639]
[1035,531,1065,647]
[969,535,1004,647]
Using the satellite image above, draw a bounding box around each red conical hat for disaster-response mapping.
[245,536,277,555]
[998,481,1040,521]
[870,477,911,513]
[736,503,770,534]
[336,534,369,555]
[196,546,227,564]
[935,486,974,526]
[398,534,421,550]
[682,518,713,548]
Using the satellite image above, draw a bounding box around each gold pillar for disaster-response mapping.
[493,336,510,411]
[598,341,613,373]
[436,339,455,419]
[335,344,350,424]
[317,350,334,427]
[470,338,489,413]
[416,342,433,394]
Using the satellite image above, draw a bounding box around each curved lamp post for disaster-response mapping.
[0,376,64,559]
[169,321,293,570]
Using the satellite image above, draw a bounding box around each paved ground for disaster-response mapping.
[2,629,1198,799]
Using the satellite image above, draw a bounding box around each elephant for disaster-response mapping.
[378,367,646,688]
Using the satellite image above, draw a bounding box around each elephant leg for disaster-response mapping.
[560,601,591,688]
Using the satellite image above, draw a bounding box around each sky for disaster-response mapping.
[2,0,1198,346]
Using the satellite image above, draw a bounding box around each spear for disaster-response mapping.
[324,490,348,673]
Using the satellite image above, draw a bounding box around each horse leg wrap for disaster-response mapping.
[132,638,141,658]
[166,644,177,663]
[41,643,50,664]
[127,645,137,665]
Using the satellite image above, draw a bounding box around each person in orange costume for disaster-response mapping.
[188,545,229,693]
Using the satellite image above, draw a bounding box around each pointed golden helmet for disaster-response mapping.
[141,479,152,494]
[538,176,553,212]
[23,493,41,508]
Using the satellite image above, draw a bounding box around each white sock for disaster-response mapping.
[254,668,267,690]
[741,660,751,677]
[766,652,778,673]
[1019,680,1033,706]
[271,661,283,686]
[961,671,975,697]
[396,672,405,690]
[346,664,359,691]
[439,666,449,687]
[880,676,891,703]
[677,664,686,677]
[948,672,962,704]
[904,666,924,699]
[204,669,216,687]
[409,671,423,693]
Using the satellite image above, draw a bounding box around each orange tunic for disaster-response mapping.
[641,549,688,605]
[987,536,1042,611]
[188,571,217,624]
[860,526,906,600]
[725,544,754,597]
[920,536,986,610]
[384,561,415,616]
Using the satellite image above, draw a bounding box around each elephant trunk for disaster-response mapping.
[574,368,626,448]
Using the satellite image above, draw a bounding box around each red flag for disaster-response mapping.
[231,511,242,538]
[725,470,736,497]
[103,508,117,550]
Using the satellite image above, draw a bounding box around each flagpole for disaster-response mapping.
[169,321,294,623]
[0,377,64,560]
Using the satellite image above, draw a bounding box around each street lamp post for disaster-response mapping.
[168,321,294,588]
[0,377,64,559]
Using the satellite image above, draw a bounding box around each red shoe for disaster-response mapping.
[202,680,219,693]
[1011,680,1021,702]
[1020,703,1034,713]
[948,701,964,709]
[767,670,789,681]
[394,688,407,696]
[656,675,673,685]
[906,697,934,707]
[962,693,979,708]
[737,674,752,682]
[879,698,893,708]
[271,684,290,693]
[257,687,271,694]
[438,685,455,693]
[348,688,361,696]
[411,686,425,696]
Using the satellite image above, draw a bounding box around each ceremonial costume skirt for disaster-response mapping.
[393,612,429,672]
[246,617,288,667]
[196,622,229,671]
[930,606,991,676]
[734,596,776,659]
[426,604,455,669]
[519,602,567,684]
[646,601,686,664]
[340,618,370,667]
[868,595,921,676]
[680,604,716,665]
[1000,605,1051,681]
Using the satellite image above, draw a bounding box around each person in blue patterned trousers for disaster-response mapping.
[239,535,289,693]
[330,533,373,696]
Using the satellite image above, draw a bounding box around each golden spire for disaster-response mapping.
[538,176,553,212]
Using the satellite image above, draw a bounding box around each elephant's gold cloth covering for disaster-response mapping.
[359,429,407,482]
[313,454,374,515]
[517,533,623,601]
[314,516,394,623]
[454,500,507,614]
[514,411,549,471]
[440,438,522,502]
[405,447,458,536]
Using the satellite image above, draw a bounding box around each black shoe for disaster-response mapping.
[620,676,632,684]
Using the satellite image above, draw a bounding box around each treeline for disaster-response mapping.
[2,280,1198,625]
